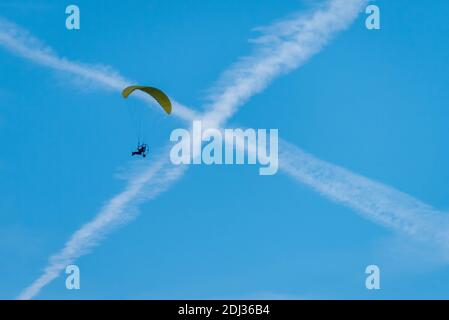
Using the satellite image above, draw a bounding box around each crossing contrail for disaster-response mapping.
[7,0,445,300]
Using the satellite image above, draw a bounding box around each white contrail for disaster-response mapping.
[217,130,449,249]
[203,0,367,126]
[0,17,197,122]
[18,153,186,300]
[278,140,449,246]
[0,18,127,89]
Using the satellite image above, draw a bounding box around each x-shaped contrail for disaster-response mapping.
[1,0,447,299]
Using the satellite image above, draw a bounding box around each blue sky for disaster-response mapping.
[1,0,449,299]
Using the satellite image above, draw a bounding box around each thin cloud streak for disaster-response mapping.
[278,140,449,247]
[203,0,367,126]
[18,153,186,300]
[223,131,449,249]
[0,18,196,122]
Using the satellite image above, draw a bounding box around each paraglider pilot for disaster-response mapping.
[132,144,148,157]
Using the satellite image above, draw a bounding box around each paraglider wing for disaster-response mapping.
[122,86,172,114]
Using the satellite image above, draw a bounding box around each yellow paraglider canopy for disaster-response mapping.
[122,86,172,115]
